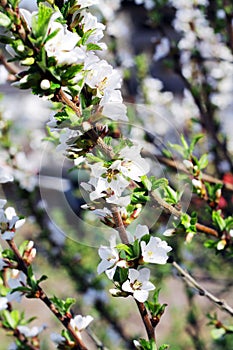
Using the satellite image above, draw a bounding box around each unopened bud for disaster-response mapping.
[163,228,175,237]
[109,288,128,297]
[192,179,202,190]
[27,240,34,250]
[217,239,226,250]
[40,79,51,90]
[17,44,25,52]
[183,159,193,170]
[215,188,222,199]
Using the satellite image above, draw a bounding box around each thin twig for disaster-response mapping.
[153,155,233,192]
[7,239,88,350]
[86,328,109,350]
[136,301,156,341]
[151,191,219,238]
[111,206,129,244]
[173,261,233,317]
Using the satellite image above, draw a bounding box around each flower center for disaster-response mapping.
[132,280,142,290]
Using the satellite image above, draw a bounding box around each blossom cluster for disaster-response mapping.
[97,224,172,302]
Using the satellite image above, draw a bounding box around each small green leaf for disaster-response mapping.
[116,243,132,255]
[31,3,53,45]
[141,175,152,190]
[198,153,208,170]
[180,134,189,150]
[86,43,102,51]
[212,210,226,231]
[150,177,168,190]
[189,134,203,154]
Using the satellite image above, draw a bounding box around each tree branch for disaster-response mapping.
[173,261,233,317]
[151,191,219,238]
[7,239,88,350]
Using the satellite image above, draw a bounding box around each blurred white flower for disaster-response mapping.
[50,333,66,344]
[122,268,155,302]
[153,37,170,61]
[0,297,8,311]
[0,167,14,183]
[70,314,93,332]
[0,65,8,84]
[17,324,46,337]
[7,271,27,303]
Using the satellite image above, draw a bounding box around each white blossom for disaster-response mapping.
[140,236,172,264]
[0,65,8,84]
[50,333,66,345]
[100,90,128,121]
[153,37,170,61]
[0,297,8,311]
[70,314,93,332]
[122,268,155,302]
[127,224,149,243]
[44,14,84,65]
[67,0,98,8]
[97,234,120,279]
[7,271,27,303]
[17,325,46,337]
[0,167,14,183]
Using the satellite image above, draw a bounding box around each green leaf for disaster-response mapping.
[2,310,21,329]
[212,210,226,231]
[180,134,189,150]
[31,3,53,45]
[141,175,152,190]
[8,0,20,9]
[211,328,225,339]
[132,239,140,258]
[198,153,208,170]
[86,43,102,51]
[159,345,169,350]
[0,12,11,27]
[150,177,168,190]
[51,296,76,314]
[61,64,84,80]
[189,134,203,154]
[80,28,96,45]
[116,243,132,255]
[0,35,14,44]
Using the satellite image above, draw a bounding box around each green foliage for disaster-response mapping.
[145,289,167,325]
[162,185,182,205]
[212,210,226,231]
[51,295,76,315]
[31,3,53,46]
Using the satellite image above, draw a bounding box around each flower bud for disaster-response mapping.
[192,178,202,190]
[217,239,226,250]
[109,288,128,297]
[40,79,51,90]
[215,188,222,199]
[17,44,25,52]
[183,159,193,170]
